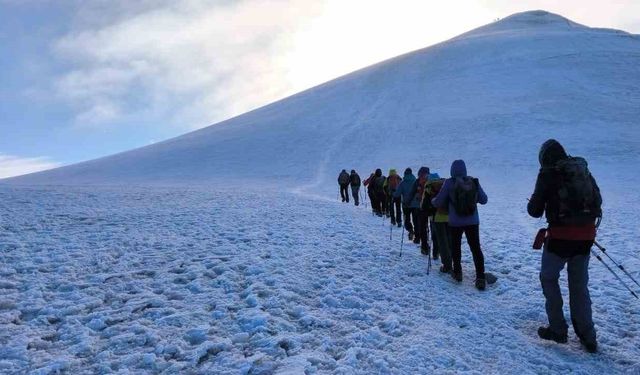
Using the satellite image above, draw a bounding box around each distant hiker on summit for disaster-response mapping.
[432,160,488,290]
[528,139,601,353]
[338,169,350,203]
[350,170,361,206]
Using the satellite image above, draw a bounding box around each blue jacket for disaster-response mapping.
[394,171,419,208]
[432,160,487,227]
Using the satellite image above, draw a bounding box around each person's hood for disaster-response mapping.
[403,168,413,176]
[450,160,467,178]
[389,169,397,176]
[341,169,347,173]
[418,166,429,178]
[539,139,568,167]
[375,168,382,177]
[350,170,356,174]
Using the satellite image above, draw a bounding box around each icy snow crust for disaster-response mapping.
[1,185,639,374]
[1,10,640,374]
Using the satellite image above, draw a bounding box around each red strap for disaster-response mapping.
[548,225,596,241]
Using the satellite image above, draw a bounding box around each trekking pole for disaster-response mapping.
[594,241,640,288]
[591,249,639,299]
[390,223,392,241]
[399,225,405,258]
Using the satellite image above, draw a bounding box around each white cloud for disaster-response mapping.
[0,154,60,179]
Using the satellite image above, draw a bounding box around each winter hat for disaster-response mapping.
[539,139,568,167]
[450,160,467,178]
[418,166,430,178]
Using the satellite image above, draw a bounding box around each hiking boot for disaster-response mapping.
[397,222,402,228]
[391,219,396,226]
[439,265,452,274]
[452,271,463,282]
[420,247,429,256]
[574,327,598,353]
[408,232,414,241]
[413,238,420,245]
[537,327,568,344]
[475,278,486,291]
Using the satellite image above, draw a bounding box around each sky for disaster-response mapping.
[1,0,639,178]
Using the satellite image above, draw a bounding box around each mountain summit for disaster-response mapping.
[4,10,639,187]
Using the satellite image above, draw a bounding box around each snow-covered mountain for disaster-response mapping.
[5,10,639,189]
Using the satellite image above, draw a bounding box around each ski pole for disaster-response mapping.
[594,241,640,288]
[591,249,639,299]
[400,225,405,258]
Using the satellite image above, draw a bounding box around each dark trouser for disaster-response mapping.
[351,186,360,205]
[430,219,439,258]
[389,197,402,224]
[433,222,452,270]
[376,192,386,215]
[368,189,376,211]
[450,225,485,279]
[403,206,417,235]
[340,184,349,202]
[416,209,429,250]
[540,248,596,343]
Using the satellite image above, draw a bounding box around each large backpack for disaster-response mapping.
[422,179,444,215]
[414,177,427,204]
[388,175,401,191]
[452,177,479,216]
[351,173,361,186]
[554,157,602,225]
[374,176,386,194]
[338,172,349,185]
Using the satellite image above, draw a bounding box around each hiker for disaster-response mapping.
[372,169,387,217]
[338,169,350,203]
[394,168,419,241]
[432,160,488,290]
[527,139,601,353]
[385,169,402,227]
[424,174,451,272]
[364,172,377,213]
[350,170,361,206]
[414,167,431,253]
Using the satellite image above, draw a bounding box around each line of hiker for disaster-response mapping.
[339,161,489,290]
[336,139,608,353]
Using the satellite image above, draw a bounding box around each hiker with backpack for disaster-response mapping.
[394,168,420,242]
[432,160,488,290]
[385,169,403,227]
[372,169,387,217]
[414,167,431,254]
[338,169,350,203]
[350,170,361,206]
[423,173,447,266]
[527,139,601,353]
[364,172,377,214]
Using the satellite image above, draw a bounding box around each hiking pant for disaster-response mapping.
[403,206,417,235]
[340,184,349,202]
[376,192,386,215]
[351,186,360,205]
[389,196,402,224]
[416,209,429,250]
[430,219,439,258]
[450,225,485,279]
[368,189,376,211]
[540,248,596,343]
[433,222,452,270]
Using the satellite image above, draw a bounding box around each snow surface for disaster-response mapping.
[1,10,640,374]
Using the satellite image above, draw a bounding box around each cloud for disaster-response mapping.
[0,154,60,179]
[52,0,326,129]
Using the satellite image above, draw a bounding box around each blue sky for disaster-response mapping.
[1,0,639,178]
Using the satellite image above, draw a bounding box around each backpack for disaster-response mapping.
[452,177,478,216]
[374,176,386,194]
[351,174,361,186]
[338,172,349,185]
[554,157,602,225]
[414,177,427,203]
[388,175,401,191]
[422,179,444,215]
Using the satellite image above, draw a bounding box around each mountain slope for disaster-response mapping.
[5,10,640,188]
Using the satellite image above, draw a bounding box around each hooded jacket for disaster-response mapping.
[385,169,402,194]
[338,170,350,186]
[527,139,599,256]
[393,170,419,208]
[431,160,487,227]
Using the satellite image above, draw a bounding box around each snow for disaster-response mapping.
[1,9,640,374]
